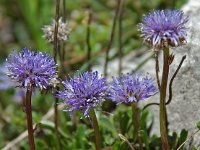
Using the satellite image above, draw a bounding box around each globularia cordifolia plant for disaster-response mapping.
[108,73,158,149]
[56,71,107,150]
[138,10,189,150]
[5,48,57,150]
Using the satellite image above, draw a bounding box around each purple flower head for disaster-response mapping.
[56,71,107,117]
[138,10,189,50]
[108,73,158,104]
[5,48,57,90]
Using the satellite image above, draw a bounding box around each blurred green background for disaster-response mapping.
[0,0,187,149]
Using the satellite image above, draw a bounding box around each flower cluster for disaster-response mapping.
[56,71,158,116]
[56,71,107,116]
[138,10,188,50]
[42,18,70,43]
[107,74,158,104]
[5,48,57,90]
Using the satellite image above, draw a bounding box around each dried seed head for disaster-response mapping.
[42,18,71,43]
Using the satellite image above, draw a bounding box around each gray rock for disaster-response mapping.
[167,0,200,146]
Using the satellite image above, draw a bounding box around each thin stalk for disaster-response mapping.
[155,52,161,90]
[142,102,159,111]
[131,102,143,150]
[118,0,123,75]
[63,0,66,21]
[89,108,101,150]
[160,47,170,150]
[54,0,60,149]
[25,86,35,150]
[86,8,92,70]
[61,44,66,75]
[143,55,186,111]
[61,0,66,75]
[104,0,121,77]
[54,0,60,62]
[166,55,186,105]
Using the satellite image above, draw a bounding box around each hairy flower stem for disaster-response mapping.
[160,47,170,150]
[131,102,143,150]
[25,86,35,150]
[89,108,101,150]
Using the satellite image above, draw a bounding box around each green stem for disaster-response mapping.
[131,102,143,150]
[25,86,35,150]
[89,108,101,150]
[160,47,169,150]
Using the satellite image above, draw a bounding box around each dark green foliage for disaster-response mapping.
[197,121,200,130]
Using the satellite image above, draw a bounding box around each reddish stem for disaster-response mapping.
[25,86,35,150]
[160,48,169,150]
[131,102,143,150]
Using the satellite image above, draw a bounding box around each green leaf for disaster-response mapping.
[177,129,188,149]
[197,121,200,130]
[74,125,89,149]
[99,116,118,137]
[139,109,153,134]
[139,130,150,150]
[171,132,178,149]
[149,136,162,150]
[119,141,132,150]
[119,112,130,135]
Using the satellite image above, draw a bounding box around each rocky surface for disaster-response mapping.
[167,0,200,146]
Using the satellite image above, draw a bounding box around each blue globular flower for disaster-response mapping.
[5,48,57,90]
[108,74,158,104]
[138,10,189,50]
[56,71,107,117]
